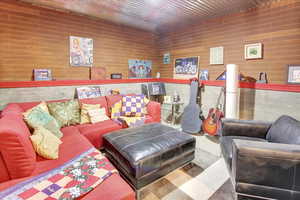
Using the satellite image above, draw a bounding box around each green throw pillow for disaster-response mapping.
[47,100,80,127]
[23,106,63,139]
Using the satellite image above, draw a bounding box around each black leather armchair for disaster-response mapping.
[220,117,300,200]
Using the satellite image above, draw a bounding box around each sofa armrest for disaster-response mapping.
[232,139,300,192]
[221,118,271,139]
[146,101,161,122]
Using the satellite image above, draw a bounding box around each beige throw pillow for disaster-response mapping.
[80,103,101,124]
[88,108,109,124]
[30,126,62,159]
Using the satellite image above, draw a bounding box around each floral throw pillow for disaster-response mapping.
[88,108,110,124]
[23,104,63,139]
[80,103,101,124]
[121,95,146,117]
[47,100,80,127]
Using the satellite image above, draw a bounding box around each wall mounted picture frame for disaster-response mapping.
[174,56,199,79]
[210,46,224,65]
[245,43,263,60]
[70,36,93,67]
[33,69,52,81]
[287,64,300,84]
[199,69,209,80]
[75,86,102,99]
[128,59,152,78]
[163,53,171,64]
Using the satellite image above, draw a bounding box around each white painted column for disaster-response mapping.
[225,64,239,119]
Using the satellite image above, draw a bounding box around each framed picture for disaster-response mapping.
[33,69,52,81]
[111,73,122,79]
[128,59,152,78]
[174,56,199,79]
[210,47,224,65]
[70,36,93,67]
[90,67,106,80]
[199,69,209,80]
[287,65,300,84]
[163,53,170,64]
[245,43,263,59]
[75,86,101,99]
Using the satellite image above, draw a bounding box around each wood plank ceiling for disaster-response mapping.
[19,0,274,32]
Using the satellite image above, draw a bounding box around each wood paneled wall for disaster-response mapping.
[158,1,300,84]
[0,0,159,81]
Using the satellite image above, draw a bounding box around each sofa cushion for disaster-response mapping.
[23,104,63,139]
[80,103,101,124]
[76,120,122,148]
[266,115,300,145]
[1,104,23,117]
[30,126,62,159]
[121,95,145,117]
[79,97,109,115]
[88,108,110,124]
[47,100,81,127]
[220,136,267,170]
[0,114,37,179]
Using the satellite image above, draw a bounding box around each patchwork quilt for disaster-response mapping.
[0,148,117,200]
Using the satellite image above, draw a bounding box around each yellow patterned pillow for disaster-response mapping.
[88,108,110,124]
[23,101,49,117]
[80,103,101,124]
[30,126,62,160]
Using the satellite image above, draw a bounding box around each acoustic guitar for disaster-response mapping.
[202,87,224,136]
[181,78,202,133]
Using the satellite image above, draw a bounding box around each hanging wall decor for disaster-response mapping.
[163,53,171,64]
[244,43,263,60]
[210,47,224,65]
[287,64,300,84]
[128,59,152,78]
[70,36,93,67]
[174,56,199,79]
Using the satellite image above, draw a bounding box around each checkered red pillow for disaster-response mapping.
[121,95,146,117]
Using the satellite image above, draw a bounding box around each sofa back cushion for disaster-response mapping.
[266,115,300,145]
[0,153,10,183]
[0,114,36,179]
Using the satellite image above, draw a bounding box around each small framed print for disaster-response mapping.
[245,43,263,60]
[110,73,122,79]
[33,69,52,81]
[287,65,300,84]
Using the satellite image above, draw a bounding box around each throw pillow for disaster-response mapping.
[121,95,145,117]
[47,100,80,127]
[80,103,101,124]
[266,115,300,145]
[23,104,63,139]
[88,108,109,124]
[111,100,122,119]
[30,126,62,159]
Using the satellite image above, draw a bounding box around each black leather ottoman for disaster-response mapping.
[103,123,196,191]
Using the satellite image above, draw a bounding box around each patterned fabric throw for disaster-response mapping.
[121,95,145,117]
[0,148,117,200]
[111,100,145,127]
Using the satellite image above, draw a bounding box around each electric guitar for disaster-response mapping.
[202,87,225,136]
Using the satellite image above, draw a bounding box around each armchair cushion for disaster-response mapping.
[220,136,266,170]
[266,115,300,145]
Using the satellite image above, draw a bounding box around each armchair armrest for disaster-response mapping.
[232,139,300,193]
[221,118,271,139]
[146,101,161,122]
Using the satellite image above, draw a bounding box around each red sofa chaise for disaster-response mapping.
[0,94,161,200]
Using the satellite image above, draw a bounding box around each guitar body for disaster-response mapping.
[202,87,225,136]
[181,79,202,133]
[202,108,223,135]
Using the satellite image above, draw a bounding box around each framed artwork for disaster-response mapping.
[163,53,171,64]
[70,36,93,67]
[244,43,263,59]
[287,65,300,84]
[33,69,52,81]
[174,56,199,79]
[75,86,101,99]
[111,73,122,79]
[199,69,209,80]
[90,67,106,80]
[210,47,224,65]
[128,59,152,78]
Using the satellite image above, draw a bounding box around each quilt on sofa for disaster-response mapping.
[0,148,117,200]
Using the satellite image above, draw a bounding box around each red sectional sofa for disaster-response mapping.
[0,94,161,199]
